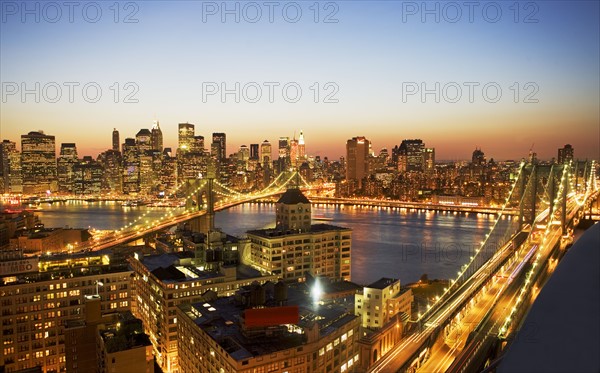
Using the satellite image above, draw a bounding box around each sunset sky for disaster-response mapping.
[1,1,598,161]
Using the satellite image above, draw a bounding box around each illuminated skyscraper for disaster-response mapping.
[212,133,226,163]
[135,129,152,153]
[298,130,306,160]
[290,138,298,167]
[122,138,140,194]
[151,121,163,152]
[0,140,22,193]
[21,131,57,194]
[57,143,78,194]
[278,137,289,159]
[397,139,425,172]
[260,140,272,168]
[112,128,120,152]
[178,123,195,153]
[346,136,370,185]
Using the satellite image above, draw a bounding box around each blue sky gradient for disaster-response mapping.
[1,0,598,160]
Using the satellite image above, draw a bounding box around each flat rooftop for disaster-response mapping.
[180,284,357,360]
[247,223,350,238]
[139,251,266,283]
[367,277,399,290]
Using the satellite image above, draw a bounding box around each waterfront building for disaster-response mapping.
[245,188,352,282]
[346,136,370,188]
[0,140,22,194]
[21,131,57,194]
[57,144,78,194]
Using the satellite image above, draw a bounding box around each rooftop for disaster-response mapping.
[138,251,266,283]
[277,188,310,205]
[247,223,350,238]
[367,277,399,290]
[179,284,357,360]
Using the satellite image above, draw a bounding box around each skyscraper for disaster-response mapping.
[472,148,486,165]
[0,140,22,193]
[260,140,272,169]
[178,123,195,153]
[558,144,574,164]
[278,137,289,159]
[298,130,306,160]
[212,133,226,163]
[346,137,370,185]
[290,138,298,167]
[57,143,78,194]
[397,139,425,172]
[122,138,140,194]
[112,128,120,152]
[151,121,163,152]
[249,143,259,160]
[135,129,152,153]
[21,131,57,194]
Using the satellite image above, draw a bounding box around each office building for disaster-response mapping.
[122,138,140,194]
[72,156,103,195]
[346,137,370,186]
[98,149,122,193]
[245,188,352,282]
[112,129,120,153]
[0,140,22,194]
[151,121,163,152]
[397,139,425,172]
[178,123,195,153]
[57,143,78,194]
[249,143,259,160]
[211,133,226,163]
[260,140,272,169]
[177,283,361,373]
[298,130,306,160]
[21,131,57,194]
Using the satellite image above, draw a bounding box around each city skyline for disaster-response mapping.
[0,125,589,162]
[1,1,599,160]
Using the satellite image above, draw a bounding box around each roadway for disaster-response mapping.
[369,192,587,373]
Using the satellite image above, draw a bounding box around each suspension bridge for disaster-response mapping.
[369,159,598,373]
[83,169,315,251]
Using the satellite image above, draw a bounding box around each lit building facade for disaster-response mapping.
[346,137,370,186]
[245,188,352,282]
[21,131,57,194]
[0,252,132,373]
[260,140,272,169]
[57,143,78,194]
[354,278,412,329]
[128,252,278,373]
[0,140,22,194]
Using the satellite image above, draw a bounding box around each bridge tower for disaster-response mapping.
[184,161,216,233]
